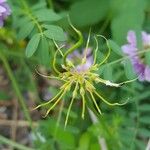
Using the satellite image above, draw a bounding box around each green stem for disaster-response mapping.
[0,135,34,150]
[104,48,150,67]
[20,0,43,34]
[26,12,43,34]
[0,51,35,135]
[53,50,60,74]
[63,18,83,65]
[47,0,53,9]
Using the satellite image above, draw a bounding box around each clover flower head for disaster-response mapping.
[121,30,150,82]
[0,0,11,27]
[34,22,136,127]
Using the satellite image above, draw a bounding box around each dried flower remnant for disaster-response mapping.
[0,0,11,27]
[122,30,150,82]
[34,22,136,127]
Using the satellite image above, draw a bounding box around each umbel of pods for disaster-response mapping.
[34,19,137,127]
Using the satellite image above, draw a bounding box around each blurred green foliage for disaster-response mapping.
[0,0,150,150]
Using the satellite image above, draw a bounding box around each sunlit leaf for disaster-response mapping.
[78,133,90,150]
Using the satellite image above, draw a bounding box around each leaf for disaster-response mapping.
[145,51,150,66]
[132,91,150,102]
[17,22,35,40]
[15,17,30,28]
[123,59,137,79]
[39,119,75,149]
[119,128,134,143]
[108,40,123,56]
[34,9,61,22]
[37,36,50,67]
[44,25,66,41]
[77,133,90,150]
[139,116,150,124]
[135,139,146,150]
[32,1,46,10]
[139,104,150,112]
[111,0,146,44]
[69,0,109,26]
[26,34,41,58]
[138,128,150,138]
[103,64,113,81]
[90,143,100,150]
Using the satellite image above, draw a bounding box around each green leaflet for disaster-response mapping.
[108,40,123,56]
[131,91,150,102]
[139,104,150,111]
[43,25,66,41]
[31,1,46,10]
[139,116,150,124]
[37,36,50,67]
[34,9,61,22]
[103,64,113,81]
[14,17,30,28]
[26,33,41,58]
[17,21,35,40]
[135,139,146,150]
[138,128,150,138]
[145,51,150,66]
[123,59,136,79]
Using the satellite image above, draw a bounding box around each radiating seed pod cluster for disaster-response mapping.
[34,20,136,127]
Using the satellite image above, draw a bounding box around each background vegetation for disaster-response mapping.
[0,0,150,149]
